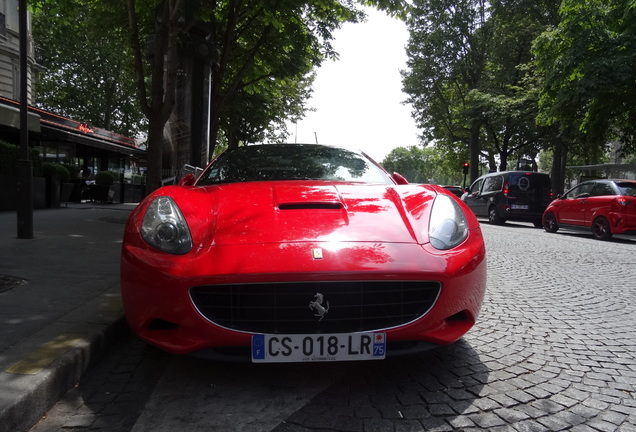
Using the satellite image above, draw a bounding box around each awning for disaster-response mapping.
[0,104,41,132]
[566,163,636,179]
[566,163,636,171]
[0,96,144,157]
[39,123,146,157]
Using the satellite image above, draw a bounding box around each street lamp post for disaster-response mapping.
[17,0,33,239]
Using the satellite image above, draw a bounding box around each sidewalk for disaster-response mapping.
[0,203,136,432]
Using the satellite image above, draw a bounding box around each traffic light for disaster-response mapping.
[462,161,470,175]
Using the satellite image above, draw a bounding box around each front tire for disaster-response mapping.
[592,216,612,240]
[488,206,505,225]
[543,213,559,233]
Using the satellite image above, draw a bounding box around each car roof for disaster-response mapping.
[578,179,636,184]
[475,171,550,179]
[483,170,548,175]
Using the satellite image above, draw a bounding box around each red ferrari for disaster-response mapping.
[121,144,487,362]
[543,179,636,240]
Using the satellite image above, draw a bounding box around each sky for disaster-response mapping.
[285,7,421,163]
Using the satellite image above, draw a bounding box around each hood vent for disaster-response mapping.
[278,202,343,210]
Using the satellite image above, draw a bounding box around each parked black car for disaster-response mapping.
[462,171,552,227]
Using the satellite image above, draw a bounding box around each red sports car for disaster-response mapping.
[121,144,487,362]
[543,179,636,240]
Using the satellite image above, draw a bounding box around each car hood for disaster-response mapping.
[168,182,437,247]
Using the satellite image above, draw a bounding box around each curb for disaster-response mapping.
[0,307,129,432]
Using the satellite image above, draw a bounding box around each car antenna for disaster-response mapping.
[314,132,319,144]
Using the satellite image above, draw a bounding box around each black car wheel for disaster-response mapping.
[488,206,505,225]
[592,216,612,240]
[543,212,559,233]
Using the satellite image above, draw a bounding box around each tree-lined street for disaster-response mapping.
[29,222,636,431]
[29,0,636,196]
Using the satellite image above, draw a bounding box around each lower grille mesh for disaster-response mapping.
[190,281,441,334]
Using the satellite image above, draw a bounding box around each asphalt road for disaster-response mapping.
[29,222,636,432]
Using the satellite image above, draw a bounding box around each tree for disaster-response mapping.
[32,0,407,193]
[206,0,365,153]
[469,0,559,172]
[402,0,560,183]
[32,1,145,137]
[402,0,489,183]
[125,0,188,192]
[381,146,429,183]
[533,0,636,165]
[381,145,469,185]
[124,0,374,191]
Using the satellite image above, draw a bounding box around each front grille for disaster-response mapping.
[190,281,441,334]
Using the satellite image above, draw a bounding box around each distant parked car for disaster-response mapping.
[542,179,636,240]
[441,185,465,198]
[462,171,552,227]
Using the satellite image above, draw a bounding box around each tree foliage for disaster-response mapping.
[402,0,561,183]
[31,0,373,192]
[32,0,145,137]
[381,146,429,183]
[401,0,636,194]
[206,0,365,153]
[533,0,636,157]
[381,144,469,185]
[31,0,636,198]
[402,0,489,183]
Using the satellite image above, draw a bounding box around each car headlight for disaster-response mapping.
[429,194,469,250]
[141,196,192,254]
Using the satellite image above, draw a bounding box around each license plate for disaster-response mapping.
[251,332,386,363]
[511,204,528,210]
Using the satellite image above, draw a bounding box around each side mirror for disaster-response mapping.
[178,173,196,186]
[392,172,409,185]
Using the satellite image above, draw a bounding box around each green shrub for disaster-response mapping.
[62,164,80,180]
[42,162,71,183]
[0,141,19,175]
[0,141,43,176]
[95,170,116,185]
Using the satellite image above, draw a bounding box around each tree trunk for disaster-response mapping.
[145,118,164,194]
[469,120,481,183]
[488,154,497,172]
[499,132,510,171]
[550,135,567,195]
[127,0,181,195]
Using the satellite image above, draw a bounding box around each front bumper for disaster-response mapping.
[121,236,486,358]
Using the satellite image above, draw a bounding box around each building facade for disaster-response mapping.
[0,0,145,205]
[0,0,35,102]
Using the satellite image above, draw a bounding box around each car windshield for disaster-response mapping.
[506,172,551,192]
[616,182,636,197]
[196,144,393,185]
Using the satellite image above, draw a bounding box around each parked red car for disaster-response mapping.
[542,179,636,240]
[121,144,487,362]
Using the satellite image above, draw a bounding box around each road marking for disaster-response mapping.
[5,334,85,375]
